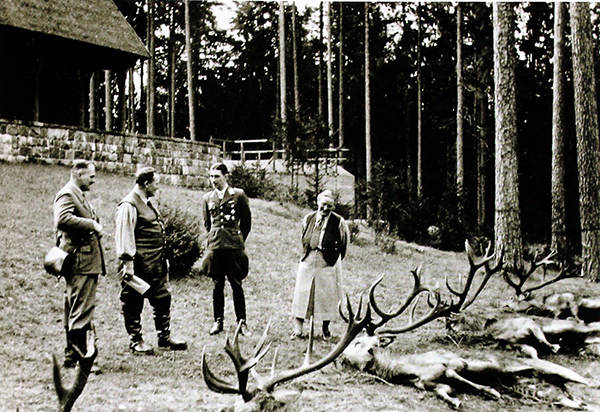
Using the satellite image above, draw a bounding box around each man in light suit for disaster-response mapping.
[201,163,252,335]
[54,159,105,368]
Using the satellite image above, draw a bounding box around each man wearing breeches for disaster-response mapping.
[201,163,252,336]
[115,167,187,354]
[54,159,105,368]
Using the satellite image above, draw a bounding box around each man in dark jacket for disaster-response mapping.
[54,159,105,368]
[115,167,187,354]
[201,163,252,335]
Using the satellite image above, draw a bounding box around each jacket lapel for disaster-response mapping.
[220,187,233,205]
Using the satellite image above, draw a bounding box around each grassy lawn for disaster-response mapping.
[1,161,600,412]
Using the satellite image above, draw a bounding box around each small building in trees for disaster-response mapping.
[0,0,148,127]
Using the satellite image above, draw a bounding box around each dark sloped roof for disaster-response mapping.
[0,0,149,58]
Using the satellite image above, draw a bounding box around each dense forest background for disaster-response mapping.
[105,1,600,254]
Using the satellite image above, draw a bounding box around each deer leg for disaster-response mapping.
[528,325,560,353]
[445,368,501,400]
[430,382,461,409]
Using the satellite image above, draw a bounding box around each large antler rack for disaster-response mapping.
[364,240,503,335]
[502,250,582,298]
[202,294,373,401]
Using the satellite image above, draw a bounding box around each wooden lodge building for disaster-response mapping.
[0,0,148,127]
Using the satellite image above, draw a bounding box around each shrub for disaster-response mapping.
[161,203,203,279]
[228,164,278,199]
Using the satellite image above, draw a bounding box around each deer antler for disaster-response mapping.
[366,240,502,335]
[202,294,372,401]
[503,250,582,297]
[53,329,97,412]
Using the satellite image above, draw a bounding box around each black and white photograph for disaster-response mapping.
[2,1,600,411]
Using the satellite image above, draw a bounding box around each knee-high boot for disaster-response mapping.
[152,295,187,350]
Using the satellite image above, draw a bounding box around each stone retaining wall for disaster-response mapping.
[0,119,220,188]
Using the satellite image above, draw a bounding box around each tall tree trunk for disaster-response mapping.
[292,2,299,118]
[493,2,523,270]
[184,0,196,140]
[338,3,344,148]
[169,3,176,137]
[416,4,423,199]
[551,1,567,254]
[318,2,324,121]
[326,1,333,140]
[105,70,112,131]
[147,0,155,136]
[476,95,487,228]
[456,4,464,199]
[571,1,600,281]
[89,71,97,130]
[365,2,372,220]
[279,1,287,135]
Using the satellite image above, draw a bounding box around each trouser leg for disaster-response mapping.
[228,273,246,321]
[213,277,225,321]
[64,274,97,361]
[121,284,145,343]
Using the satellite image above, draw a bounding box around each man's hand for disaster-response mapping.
[121,263,134,281]
[93,221,105,238]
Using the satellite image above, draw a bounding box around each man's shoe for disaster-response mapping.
[130,340,154,355]
[158,337,188,351]
[238,320,252,337]
[209,319,223,335]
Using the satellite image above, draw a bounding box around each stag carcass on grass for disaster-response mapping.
[340,334,590,410]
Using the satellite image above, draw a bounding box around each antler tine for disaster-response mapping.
[201,346,241,395]
[303,316,315,367]
[378,287,450,334]
[521,259,583,295]
[261,293,372,393]
[54,329,98,412]
[368,267,431,333]
[466,240,494,269]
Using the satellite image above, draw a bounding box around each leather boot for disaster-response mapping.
[130,339,154,355]
[209,318,224,335]
[158,332,188,351]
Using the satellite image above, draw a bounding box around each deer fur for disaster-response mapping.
[341,334,589,410]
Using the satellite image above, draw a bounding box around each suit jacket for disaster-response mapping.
[202,186,251,250]
[54,181,105,275]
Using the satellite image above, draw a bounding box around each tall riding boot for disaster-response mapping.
[64,327,77,368]
[153,296,187,351]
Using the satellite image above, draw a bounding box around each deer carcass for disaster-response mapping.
[340,334,590,410]
[52,329,97,412]
[202,241,500,410]
[484,316,600,358]
[504,292,581,321]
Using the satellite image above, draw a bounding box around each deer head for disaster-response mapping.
[202,295,373,410]
[53,329,97,412]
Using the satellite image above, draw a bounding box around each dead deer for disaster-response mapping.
[340,334,590,410]
[202,241,502,410]
[504,292,581,321]
[340,242,591,409]
[52,329,97,412]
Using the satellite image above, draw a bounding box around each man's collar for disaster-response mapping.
[67,180,85,198]
[215,184,230,199]
[133,186,150,204]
